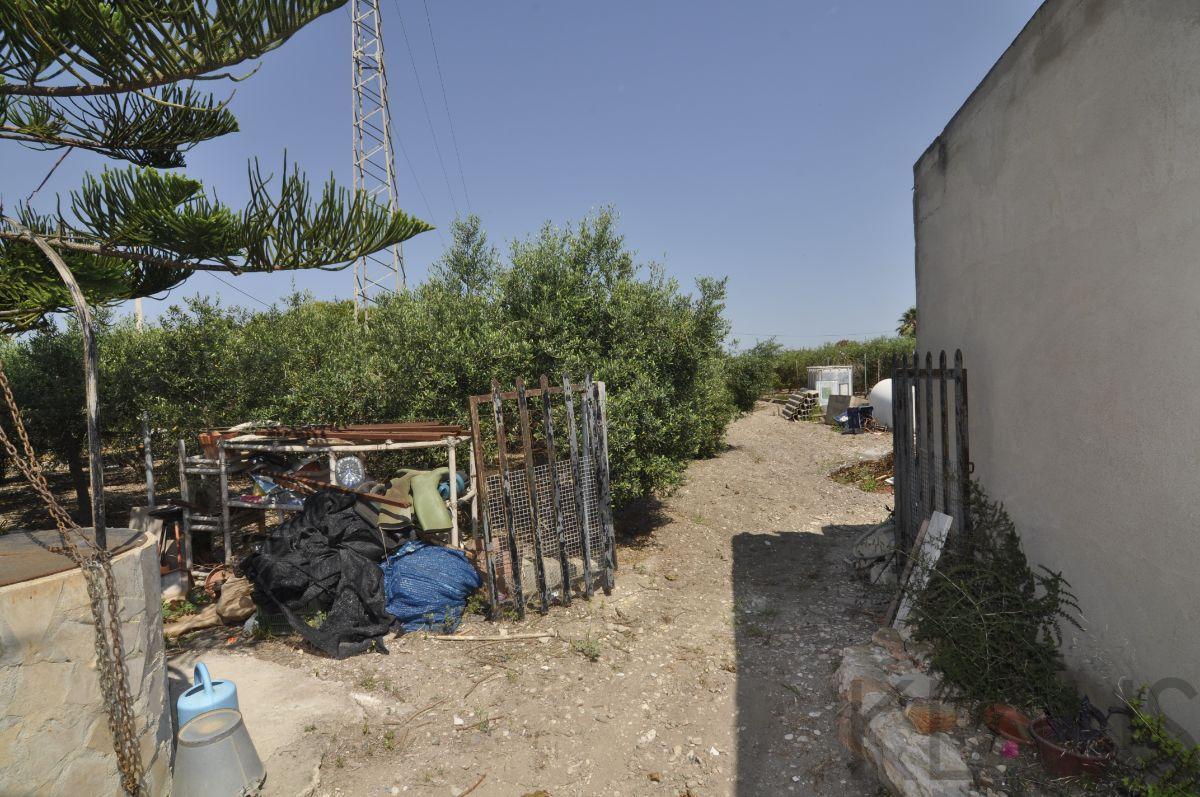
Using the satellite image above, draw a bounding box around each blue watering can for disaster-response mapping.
[177,662,239,729]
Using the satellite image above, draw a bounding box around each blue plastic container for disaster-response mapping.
[176,662,239,729]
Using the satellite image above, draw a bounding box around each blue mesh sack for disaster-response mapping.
[380,540,482,633]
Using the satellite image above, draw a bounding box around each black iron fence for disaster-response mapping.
[891,350,971,555]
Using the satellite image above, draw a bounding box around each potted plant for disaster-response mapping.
[984,703,1033,744]
[1030,697,1116,777]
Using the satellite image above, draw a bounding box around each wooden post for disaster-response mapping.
[954,350,971,541]
[563,375,594,599]
[142,411,156,510]
[468,397,500,615]
[218,442,231,564]
[540,374,572,606]
[516,378,549,612]
[20,228,105,544]
[177,439,193,572]
[491,380,525,618]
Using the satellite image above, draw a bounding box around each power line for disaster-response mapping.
[421,0,472,214]
[209,272,273,309]
[394,131,446,249]
[393,0,461,219]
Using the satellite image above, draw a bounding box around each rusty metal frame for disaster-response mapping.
[468,374,615,615]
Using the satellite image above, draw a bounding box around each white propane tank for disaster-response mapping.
[867,379,894,428]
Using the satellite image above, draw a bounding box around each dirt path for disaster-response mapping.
[223,406,895,797]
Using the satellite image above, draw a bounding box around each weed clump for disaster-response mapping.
[907,482,1080,715]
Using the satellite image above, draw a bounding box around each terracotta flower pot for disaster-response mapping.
[983,703,1032,744]
[1030,717,1114,777]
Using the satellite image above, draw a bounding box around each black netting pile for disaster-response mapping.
[241,490,403,658]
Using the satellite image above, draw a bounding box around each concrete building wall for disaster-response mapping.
[914,0,1200,736]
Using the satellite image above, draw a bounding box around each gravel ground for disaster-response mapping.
[185,404,897,797]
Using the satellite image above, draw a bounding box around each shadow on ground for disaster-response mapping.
[732,524,889,796]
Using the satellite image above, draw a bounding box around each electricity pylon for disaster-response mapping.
[351,0,404,318]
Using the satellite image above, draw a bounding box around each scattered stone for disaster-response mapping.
[647,772,662,782]
[892,670,938,700]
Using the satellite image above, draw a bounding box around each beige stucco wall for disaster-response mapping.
[914,0,1200,737]
[0,532,172,795]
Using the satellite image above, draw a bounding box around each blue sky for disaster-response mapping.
[3,0,1043,347]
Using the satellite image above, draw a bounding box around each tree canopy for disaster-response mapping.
[0,0,432,332]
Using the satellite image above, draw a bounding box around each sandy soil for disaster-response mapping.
[177,405,896,797]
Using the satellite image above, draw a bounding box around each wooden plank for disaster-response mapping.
[540,374,572,607]
[563,375,594,599]
[954,350,972,541]
[893,512,954,628]
[516,377,549,613]
[491,380,525,618]
[470,383,592,404]
[468,397,500,615]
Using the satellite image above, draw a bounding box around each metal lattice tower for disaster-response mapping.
[351,0,404,316]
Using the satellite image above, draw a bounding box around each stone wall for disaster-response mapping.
[0,532,172,795]
[835,632,975,797]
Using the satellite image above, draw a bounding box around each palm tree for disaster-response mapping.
[897,306,917,338]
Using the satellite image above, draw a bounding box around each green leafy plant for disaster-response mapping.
[1123,689,1200,796]
[4,211,737,514]
[161,586,211,622]
[725,339,781,412]
[773,336,916,391]
[907,481,1081,715]
[572,634,602,662]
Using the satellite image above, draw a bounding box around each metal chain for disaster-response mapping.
[0,362,145,795]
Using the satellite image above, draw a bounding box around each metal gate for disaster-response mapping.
[891,350,971,555]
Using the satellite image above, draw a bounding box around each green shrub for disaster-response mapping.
[5,210,736,512]
[1123,689,1200,796]
[725,340,782,411]
[907,482,1081,715]
[774,336,916,391]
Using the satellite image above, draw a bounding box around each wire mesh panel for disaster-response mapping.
[469,376,614,616]
[484,460,605,598]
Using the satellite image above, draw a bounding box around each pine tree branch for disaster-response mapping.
[0,162,433,330]
[0,0,347,97]
[0,86,239,166]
